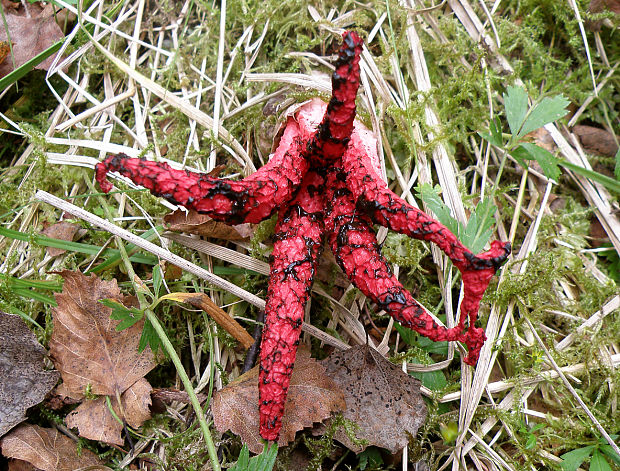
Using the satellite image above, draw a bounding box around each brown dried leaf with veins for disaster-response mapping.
[0,4,63,78]
[65,378,152,446]
[212,348,345,454]
[164,209,254,240]
[0,311,59,437]
[0,424,104,471]
[321,344,427,453]
[49,270,156,397]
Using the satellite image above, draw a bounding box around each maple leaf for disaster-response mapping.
[0,424,103,471]
[48,271,156,444]
[321,344,427,453]
[212,348,345,454]
[0,3,64,78]
[0,311,59,437]
[164,209,254,240]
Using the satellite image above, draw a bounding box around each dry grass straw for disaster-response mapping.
[0,0,614,467]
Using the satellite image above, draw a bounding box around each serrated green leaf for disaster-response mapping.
[479,118,503,148]
[152,265,162,299]
[519,95,570,137]
[503,86,529,137]
[139,317,163,355]
[590,450,613,471]
[415,184,459,235]
[560,445,595,471]
[461,198,496,253]
[518,143,562,181]
[525,434,537,449]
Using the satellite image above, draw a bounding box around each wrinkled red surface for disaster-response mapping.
[95,31,510,441]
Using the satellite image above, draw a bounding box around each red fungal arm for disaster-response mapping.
[324,168,487,364]
[259,171,326,440]
[341,129,511,273]
[95,119,308,224]
[306,31,363,165]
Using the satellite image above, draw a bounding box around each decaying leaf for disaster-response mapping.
[0,424,104,471]
[212,348,345,453]
[41,221,81,257]
[321,344,427,453]
[164,209,254,239]
[0,4,64,78]
[48,271,156,444]
[161,292,254,349]
[65,378,152,446]
[0,311,59,437]
[49,271,155,397]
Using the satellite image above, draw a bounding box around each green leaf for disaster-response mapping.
[358,447,383,471]
[230,443,277,471]
[101,299,144,331]
[229,445,249,471]
[139,317,163,355]
[152,265,162,299]
[600,445,620,465]
[415,184,459,235]
[559,160,620,194]
[560,445,595,471]
[525,433,537,449]
[479,117,503,147]
[614,148,620,181]
[519,95,570,137]
[461,198,497,253]
[394,321,418,347]
[503,86,528,137]
[411,369,447,391]
[590,450,613,471]
[0,38,65,91]
[515,143,562,181]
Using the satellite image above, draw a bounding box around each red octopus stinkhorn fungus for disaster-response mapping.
[95,31,510,441]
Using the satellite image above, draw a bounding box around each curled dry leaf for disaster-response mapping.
[321,344,427,453]
[48,271,155,443]
[0,311,59,437]
[65,378,152,446]
[0,424,104,471]
[41,221,81,257]
[212,348,345,454]
[0,4,64,78]
[164,209,254,240]
[49,270,155,397]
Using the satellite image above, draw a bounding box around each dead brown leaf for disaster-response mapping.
[0,4,64,77]
[164,209,254,240]
[49,271,155,398]
[321,344,427,453]
[212,348,345,453]
[0,311,59,437]
[41,222,81,257]
[7,459,37,471]
[572,125,619,157]
[65,378,152,446]
[0,424,104,471]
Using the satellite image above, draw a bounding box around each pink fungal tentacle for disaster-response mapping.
[95,119,308,224]
[259,170,326,440]
[306,30,363,166]
[324,167,486,364]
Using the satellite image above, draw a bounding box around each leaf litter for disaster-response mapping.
[48,271,155,445]
[0,311,59,437]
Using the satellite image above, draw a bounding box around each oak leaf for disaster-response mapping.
[212,348,345,453]
[65,378,152,446]
[321,344,427,453]
[0,311,59,437]
[0,424,104,471]
[164,209,253,240]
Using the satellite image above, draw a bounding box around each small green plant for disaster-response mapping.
[479,86,620,195]
[518,422,544,450]
[560,435,620,471]
[228,443,278,471]
[357,447,384,470]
